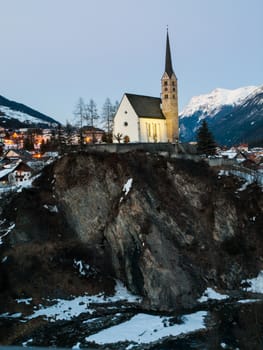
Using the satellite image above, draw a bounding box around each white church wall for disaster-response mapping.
[139,118,167,143]
[113,95,139,142]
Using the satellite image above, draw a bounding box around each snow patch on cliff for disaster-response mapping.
[242,271,263,293]
[123,178,133,196]
[85,311,207,346]
[198,288,229,302]
[26,281,141,322]
[120,178,133,203]
[0,223,15,245]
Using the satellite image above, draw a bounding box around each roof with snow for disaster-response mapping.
[15,162,32,172]
[0,164,17,180]
[4,149,32,160]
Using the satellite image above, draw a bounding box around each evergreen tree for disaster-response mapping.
[23,136,35,151]
[56,124,66,154]
[196,120,216,155]
[64,121,75,146]
[40,139,46,153]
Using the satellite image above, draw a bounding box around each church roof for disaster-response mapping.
[125,93,165,119]
[165,31,175,78]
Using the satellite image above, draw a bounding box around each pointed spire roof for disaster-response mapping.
[165,30,175,78]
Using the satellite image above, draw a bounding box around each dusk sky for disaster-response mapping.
[1,0,263,124]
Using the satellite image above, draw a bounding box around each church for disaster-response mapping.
[113,31,179,143]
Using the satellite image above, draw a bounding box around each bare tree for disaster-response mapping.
[101,98,119,143]
[85,99,99,127]
[74,97,86,148]
[114,132,123,143]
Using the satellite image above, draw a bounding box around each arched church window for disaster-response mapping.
[164,81,168,86]
[173,94,176,99]
[173,88,176,92]
[124,121,128,126]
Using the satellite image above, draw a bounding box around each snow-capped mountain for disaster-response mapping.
[179,85,263,146]
[0,94,59,129]
[180,86,257,119]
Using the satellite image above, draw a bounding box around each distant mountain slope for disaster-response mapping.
[179,86,263,146]
[212,87,263,146]
[0,95,60,129]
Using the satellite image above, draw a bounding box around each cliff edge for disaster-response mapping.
[1,151,262,311]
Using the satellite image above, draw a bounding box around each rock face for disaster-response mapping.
[1,151,263,311]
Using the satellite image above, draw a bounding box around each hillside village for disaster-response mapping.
[0,128,263,191]
[0,31,262,191]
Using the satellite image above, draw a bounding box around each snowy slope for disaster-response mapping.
[179,85,263,146]
[180,86,258,120]
[0,94,59,128]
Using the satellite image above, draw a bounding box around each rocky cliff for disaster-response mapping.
[1,151,262,312]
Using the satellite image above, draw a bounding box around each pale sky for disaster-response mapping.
[1,0,262,124]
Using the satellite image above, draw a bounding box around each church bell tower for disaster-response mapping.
[161,30,179,142]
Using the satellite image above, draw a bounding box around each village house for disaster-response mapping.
[8,161,33,185]
[82,126,105,144]
[3,149,33,162]
[0,160,33,186]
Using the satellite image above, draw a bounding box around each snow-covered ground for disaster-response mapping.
[0,223,15,245]
[0,105,53,127]
[25,281,141,322]
[242,271,263,293]
[218,169,263,188]
[85,311,207,347]
[198,288,229,303]
[0,172,41,196]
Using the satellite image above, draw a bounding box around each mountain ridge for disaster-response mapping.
[0,94,59,128]
[179,85,263,146]
[180,86,258,119]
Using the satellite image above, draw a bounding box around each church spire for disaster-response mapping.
[161,29,179,142]
[165,29,174,78]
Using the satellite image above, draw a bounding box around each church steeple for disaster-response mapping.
[165,30,174,78]
[161,30,179,142]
